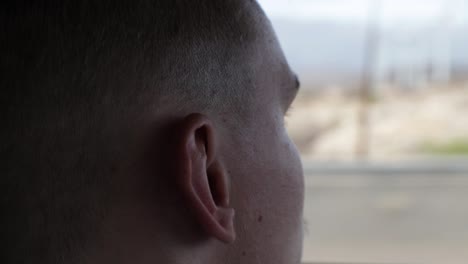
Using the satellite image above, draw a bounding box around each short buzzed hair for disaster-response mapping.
[1,1,268,263]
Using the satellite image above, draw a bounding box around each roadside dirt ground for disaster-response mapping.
[287,82,468,161]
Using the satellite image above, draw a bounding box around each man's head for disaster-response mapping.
[1,1,304,263]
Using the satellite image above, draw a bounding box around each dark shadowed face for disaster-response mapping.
[217,17,304,264]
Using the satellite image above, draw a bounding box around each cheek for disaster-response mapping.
[229,115,304,217]
[266,116,305,215]
[228,124,305,259]
[235,125,304,210]
[272,131,305,225]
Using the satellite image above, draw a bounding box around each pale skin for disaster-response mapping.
[84,7,304,264]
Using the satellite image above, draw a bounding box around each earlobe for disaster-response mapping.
[175,113,236,243]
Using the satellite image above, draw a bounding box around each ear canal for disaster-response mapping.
[207,162,229,207]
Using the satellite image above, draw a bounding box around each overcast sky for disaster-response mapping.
[257,0,467,27]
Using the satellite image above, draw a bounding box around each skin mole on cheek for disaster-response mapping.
[242,251,246,256]
[257,215,263,222]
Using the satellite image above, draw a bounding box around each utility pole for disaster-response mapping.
[356,0,381,160]
[432,0,456,84]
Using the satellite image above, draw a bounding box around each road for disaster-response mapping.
[301,162,468,264]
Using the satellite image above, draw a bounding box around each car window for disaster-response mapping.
[258,1,468,263]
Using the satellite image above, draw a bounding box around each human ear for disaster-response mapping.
[174,113,235,243]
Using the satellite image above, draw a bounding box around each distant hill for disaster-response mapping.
[270,18,468,89]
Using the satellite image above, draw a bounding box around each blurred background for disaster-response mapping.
[257,0,468,263]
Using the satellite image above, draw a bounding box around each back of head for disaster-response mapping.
[1,1,269,263]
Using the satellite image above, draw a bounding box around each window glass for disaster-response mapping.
[258,1,468,263]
